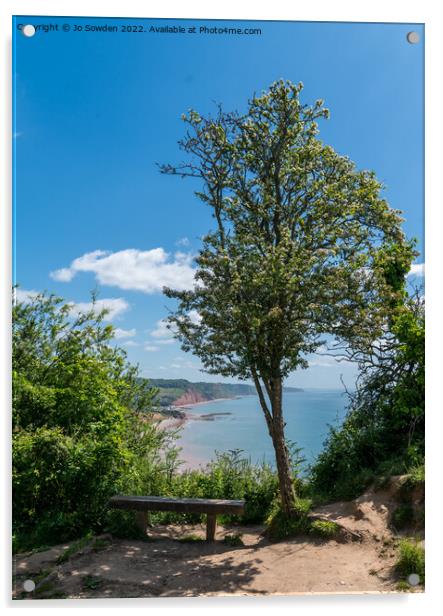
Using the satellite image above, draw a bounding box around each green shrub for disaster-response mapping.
[391,505,415,530]
[265,496,312,539]
[266,510,310,540]
[396,539,425,584]
[309,519,339,539]
[309,296,424,503]
[168,450,279,525]
[223,533,244,547]
[12,291,177,552]
[407,464,425,485]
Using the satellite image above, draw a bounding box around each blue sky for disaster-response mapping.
[13,16,424,388]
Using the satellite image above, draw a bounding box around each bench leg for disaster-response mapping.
[135,511,148,535]
[206,514,217,542]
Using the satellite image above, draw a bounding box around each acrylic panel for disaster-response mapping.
[12,16,424,599]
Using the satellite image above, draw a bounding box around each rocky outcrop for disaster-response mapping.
[173,389,211,407]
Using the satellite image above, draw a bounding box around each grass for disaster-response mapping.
[407,464,425,485]
[395,538,425,585]
[309,519,339,539]
[223,533,244,547]
[265,497,342,541]
[56,533,93,564]
[265,497,313,540]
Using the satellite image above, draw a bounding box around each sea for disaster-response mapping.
[176,389,349,472]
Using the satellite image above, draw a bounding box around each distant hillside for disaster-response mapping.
[145,378,302,407]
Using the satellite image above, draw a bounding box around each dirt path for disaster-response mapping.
[13,478,424,599]
[13,526,399,598]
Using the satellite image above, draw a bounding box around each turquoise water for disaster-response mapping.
[177,389,349,470]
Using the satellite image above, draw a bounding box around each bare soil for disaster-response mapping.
[12,478,424,599]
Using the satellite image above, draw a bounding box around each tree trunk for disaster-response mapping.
[269,377,296,516]
[252,370,296,517]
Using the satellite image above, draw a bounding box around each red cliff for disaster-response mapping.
[173,389,209,407]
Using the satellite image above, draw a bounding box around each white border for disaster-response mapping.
[1,1,442,614]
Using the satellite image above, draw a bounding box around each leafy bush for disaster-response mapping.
[11,291,299,551]
[310,295,424,502]
[391,505,415,530]
[166,450,279,524]
[396,539,425,584]
[12,291,177,551]
[265,496,312,539]
[223,533,244,547]
[309,520,339,539]
[406,464,425,485]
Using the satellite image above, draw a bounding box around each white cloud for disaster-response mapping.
[150,318,174,339]
[176,237,190,247]
[408,262,425,277]
[122,340,139,348]
[308,352,350,368]
[69,298,129,321]
[188,309,202,325]
[144,345,159,352]
[114,327,136,339]
[309,358,338,368]
[50,267,75,282]
[149,311,201,345]
[13,288,39,304]
[14,288,128,323]
[50,248,195,293]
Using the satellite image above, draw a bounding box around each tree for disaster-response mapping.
[12,290,170,547]
[311,290,424,500]
[160,81,416,516]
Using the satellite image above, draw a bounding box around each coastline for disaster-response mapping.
[173,395,243,409]
[157,396,245,430]
[155,389,347,471]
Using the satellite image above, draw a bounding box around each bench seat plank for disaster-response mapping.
[108,495,245,515]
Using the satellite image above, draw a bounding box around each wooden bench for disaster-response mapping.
[108,495,245,541]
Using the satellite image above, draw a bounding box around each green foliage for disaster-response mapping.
[160,79,415,513]
[11,292,280,551]
[177,534,205,543]
[391,505,415,530]
[12,290,177,551]
[310,294,424,501]
[168,450,279,524]
[161,80,414,384]
[407,464,425,485]
[265,497,340,541]
[309,520,339,539]
[223,533,244,547]
[266,509,310,540]
[396,539,425,584]
[56,533,93,564]
[265,496,312,539]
